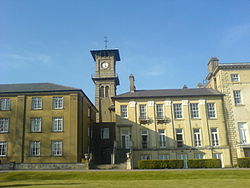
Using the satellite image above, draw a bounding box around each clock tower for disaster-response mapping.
[91,49,120,122]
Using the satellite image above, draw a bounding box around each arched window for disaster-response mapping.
[105,86,109,97]
[99,86,104,98]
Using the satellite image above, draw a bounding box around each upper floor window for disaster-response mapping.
[0,118,9,133]
[173,104,182,119]
[120,105,128,118]
[233,90,242,105]
[30,141,40,156]
[190,103,199,118]
[52,117,63,132]
[193,128,202,147]
[156,104,164,119]
[207,103,216,118]
[32,97,42,110]
[139,104,147,119]
[231,74,239,82]
[141,130,148,149]
[238,122,249,144]
[176,129,184,148]
[31,118,42,132]
[0,98,10,111]
[211,128,219,146]
[52,141,63,156]
[53,97,63,109]
[158,129,166,148]
[105,86,109,97]
[0,142,7,157]
[101,128,110,139]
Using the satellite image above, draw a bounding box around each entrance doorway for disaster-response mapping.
[121,130,130,149]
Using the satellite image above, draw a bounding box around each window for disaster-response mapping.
[52,141,62,156]
[31,118,42,132]
[32,97,42,109]
[194,153,204,159]
[231,74,239,82]
[88,107,91,118]
[193,128,202,147]
[120,105,128,118]
[121,130,130,149]
[207,103,216,118]
[0,98,10,111]
[159,154,170,160]
[101,128,110,139]
[53,97,63,109]
[156,104,164,119]
[141,154,151,160]
[141,130,148,149]
[105,86,109,97]
[190,103,199,118]
[139,104,147,119]
[30,141,40,156]
[173,104,182,119]
[233,90,242,105]
[99,86,104,98]
[211,128,219,146]
[52,118,63,132]
[159,129,166,148]
[0,142,7,156]
[0,118,9,133]
[176,129,184,148]
[238,122,249,144]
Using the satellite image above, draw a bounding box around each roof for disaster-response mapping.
[113,88,223,99]
[90,49,120,61]
[0,83,97,111]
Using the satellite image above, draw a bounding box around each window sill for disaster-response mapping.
[208,117,217,120]
[235,104,245,107]
[0,132,9,134]
[174,118,184,121]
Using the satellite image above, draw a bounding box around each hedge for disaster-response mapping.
[138,160,184,169]
[187,159,221,168]
[237,157,250,168]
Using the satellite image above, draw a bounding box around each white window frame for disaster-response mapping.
[193,128,202,147]
[53,97,64,109]
[120,105,128,118]
[0,98,10,111]
[30,141,40,156]
[0,118,9,133]
[238,122,249,144]
[141,154,151,160]
[32,97,42,110]
[211,128,220,146]
[159,129,166,148]
[159,154,170,160]
[207,103,216,118]
[52,141,63,156]
[139,104,147,119]
[31,118,42,132]
[156,104,164,119]
[190,103,199,118]
[0,142,7,157]
[233,90,242,105]
[194,153,204,159]
[231,74,239,82]
[176,129,184,148]
[173,104,182,119]
[52,117,63,132]
[141,130,149,149]
[101,128,110,139]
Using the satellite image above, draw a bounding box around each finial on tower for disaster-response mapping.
[104,36,108,49]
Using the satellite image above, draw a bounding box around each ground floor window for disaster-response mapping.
[194,153,204,159]
[0,142,7,157]
[30,141,40,156]
[159,154,170,160]
[141,154,151,160]
[52,141,62,156]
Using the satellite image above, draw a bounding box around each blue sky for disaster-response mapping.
[1,0,250,102]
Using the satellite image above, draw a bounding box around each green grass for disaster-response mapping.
[0,170,250,188]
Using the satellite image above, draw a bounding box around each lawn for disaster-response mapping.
[0,169,250,188]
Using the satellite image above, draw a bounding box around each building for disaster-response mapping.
[112,75,231,168]
[0,83,96,167]
[205,58,250,165]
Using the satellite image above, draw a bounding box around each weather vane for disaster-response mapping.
[104,36,108,49]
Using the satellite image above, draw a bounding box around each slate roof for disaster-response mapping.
[0,83,81,94]
[113,88,223,99]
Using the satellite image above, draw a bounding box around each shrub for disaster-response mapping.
[237,158,250,168]
[187,159,221,168]
[138,160,184,169]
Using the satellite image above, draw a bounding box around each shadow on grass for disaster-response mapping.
[0,183,81,187]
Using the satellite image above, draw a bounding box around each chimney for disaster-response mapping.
[197,83,203,88]
[208,57,219,73]
[129,74,136,93]
[182,85,188,89]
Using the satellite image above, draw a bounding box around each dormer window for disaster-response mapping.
[231,74,239,82]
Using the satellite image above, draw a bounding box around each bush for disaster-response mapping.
[138,160,184,169]
[187,159,221,168]
[237,158,250,168]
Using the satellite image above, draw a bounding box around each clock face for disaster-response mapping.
[101,62,109,69]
